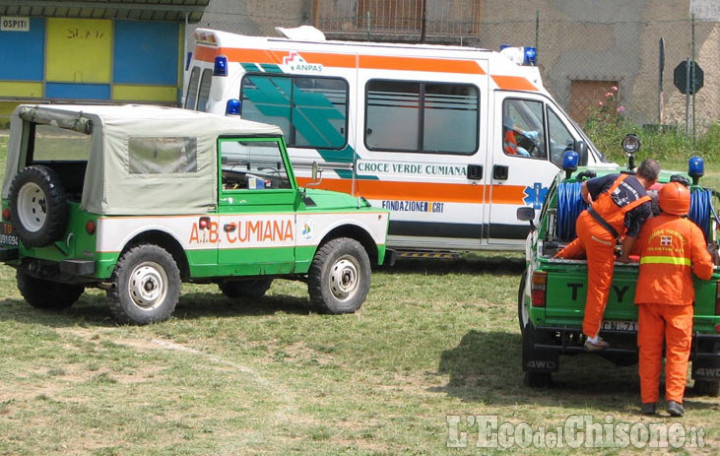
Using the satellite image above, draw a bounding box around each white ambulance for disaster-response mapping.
[183,26,608,254]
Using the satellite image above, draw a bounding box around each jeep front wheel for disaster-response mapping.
[108,245,181,325]
[308,237,371,314]
[17,270,84,309]
[9,165,68,247]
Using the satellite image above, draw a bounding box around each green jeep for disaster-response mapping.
[517,135,720,395]
[0,104,393,324]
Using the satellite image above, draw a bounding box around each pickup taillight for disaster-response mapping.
[531,271,547,307]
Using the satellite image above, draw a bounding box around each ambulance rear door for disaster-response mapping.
[487,91,579,247]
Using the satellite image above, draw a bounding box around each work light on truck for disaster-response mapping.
[689,155,704,185]
[214,55,228,76]
[531,271,547,307]
[562,150,578,179]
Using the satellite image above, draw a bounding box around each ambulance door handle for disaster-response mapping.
[493,165,509,180]
[467,164,483,180]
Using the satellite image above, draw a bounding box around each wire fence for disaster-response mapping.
[311,1,720,139]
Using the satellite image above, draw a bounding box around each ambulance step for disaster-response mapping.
[396,250,460,260]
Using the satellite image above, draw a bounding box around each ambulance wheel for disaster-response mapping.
[9,165,68,247]
[17,270,84,310]
[308,237,371,314]
[219,279,273,299]
[694,380,720,397]
[108,244,181,325]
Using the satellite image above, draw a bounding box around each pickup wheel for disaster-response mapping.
[518,271,529,334]
[308,237,371,314]
[17,270,84,309]
[9,165,68,247]
[108,245,180,325]
[693,380,720,397]
[219,279,273,299]
[524,371,552,388]
[522,322,556,388]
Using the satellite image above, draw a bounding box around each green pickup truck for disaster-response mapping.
[0,104,393,325]
[517,136,720,395]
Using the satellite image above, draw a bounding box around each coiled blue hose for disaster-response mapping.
[556,183,718,243]
[689,188,713,241]
[556,182,587,241]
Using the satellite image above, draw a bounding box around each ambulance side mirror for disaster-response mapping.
[573,140,588,165]
[517,206,536,230]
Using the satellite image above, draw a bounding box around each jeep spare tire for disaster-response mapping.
[9,165,68,247]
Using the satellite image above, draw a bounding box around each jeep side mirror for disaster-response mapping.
[304,161,323,192]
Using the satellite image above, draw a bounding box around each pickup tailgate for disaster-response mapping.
[540,258,720,330]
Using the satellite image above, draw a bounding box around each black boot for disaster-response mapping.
[667,401,684,417]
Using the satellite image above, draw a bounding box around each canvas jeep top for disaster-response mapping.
[0,104,392,324]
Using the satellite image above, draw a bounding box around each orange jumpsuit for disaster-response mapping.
[504,129,518,155]
[555,174,651,339]
[634,213,714,404]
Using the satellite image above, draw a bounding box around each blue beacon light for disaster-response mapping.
[688,156,704,185]
[214,55,228,76]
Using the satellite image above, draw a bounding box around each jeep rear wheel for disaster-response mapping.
[9,165,68,247]
[17,270,84,309]
[308,237,371,314]
[219,278,273,299]
[108,245,180,325]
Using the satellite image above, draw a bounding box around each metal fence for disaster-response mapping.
[313,1,720,138]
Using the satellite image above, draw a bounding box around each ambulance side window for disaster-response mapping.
[502,99,546,160]
[184,67,200,110]
[196,69,213,112]
[365,80,478,155]
[240,74,349,149]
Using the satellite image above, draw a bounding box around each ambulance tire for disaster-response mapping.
[17,270,84,310]
[693,380,720,397]
[108,244,181,325]
[219,278,273,299]
[308,237,371,314]
[9,165,68,248]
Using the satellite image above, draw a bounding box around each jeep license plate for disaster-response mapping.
[602,320,637,332]
[0,223,18,247]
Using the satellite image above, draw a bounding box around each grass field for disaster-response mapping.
[0,134,719,455]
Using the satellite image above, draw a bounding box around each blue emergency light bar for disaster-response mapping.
[499,45,538,66]
[214,55,228,76]
[523,47,537,66]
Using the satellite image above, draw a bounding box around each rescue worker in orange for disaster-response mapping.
[634,182,714,417]
[554,159,660,351]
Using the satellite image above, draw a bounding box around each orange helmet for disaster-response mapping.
[659,182,691,215]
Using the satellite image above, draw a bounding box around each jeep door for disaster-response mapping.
[217,137,298,275]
